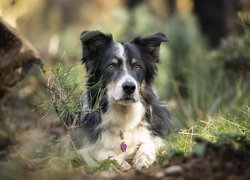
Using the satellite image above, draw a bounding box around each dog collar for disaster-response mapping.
[120,131,127,152]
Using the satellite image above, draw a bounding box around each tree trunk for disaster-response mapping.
[0,18,43,101]
[193,0,238,47]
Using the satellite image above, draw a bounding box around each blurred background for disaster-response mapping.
[0,0,250,178]
[0,0,250,139]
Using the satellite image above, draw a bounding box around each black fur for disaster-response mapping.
[131,33,168,84]
[80,31,172,142]
[141,87,171,137]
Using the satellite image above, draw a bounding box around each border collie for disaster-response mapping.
[76,31,172,170]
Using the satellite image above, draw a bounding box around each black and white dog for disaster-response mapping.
[77,31,172,170]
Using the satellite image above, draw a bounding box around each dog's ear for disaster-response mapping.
[131,33,168,63]
[132,33,168,84]
[80,30,113,66]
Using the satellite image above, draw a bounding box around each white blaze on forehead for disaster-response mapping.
[115,43,127,74]
[115,43,129,75]
[115,43,126,61]
[115,43,137,85]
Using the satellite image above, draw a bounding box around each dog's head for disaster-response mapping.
[80,31,167,106]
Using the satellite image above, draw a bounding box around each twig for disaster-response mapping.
[45,77,79,130]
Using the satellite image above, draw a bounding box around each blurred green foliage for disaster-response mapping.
[156,13,250,126]
[213,14,250,72]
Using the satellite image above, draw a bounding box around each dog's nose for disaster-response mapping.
[122,82,136,94]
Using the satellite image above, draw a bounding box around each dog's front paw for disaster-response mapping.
[120,160,132,171]
[132,150,155,170]
[110,156,131,171]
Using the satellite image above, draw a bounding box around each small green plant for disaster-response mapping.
[163,107,250,156]
[156,106,250,167]
[39,63,84,130]
[40,63,105,131]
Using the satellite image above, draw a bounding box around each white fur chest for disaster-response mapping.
[95,121,153,158]
[78,101,164,170]
[84,102,158,160]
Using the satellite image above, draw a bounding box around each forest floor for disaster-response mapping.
[0,78,249,180]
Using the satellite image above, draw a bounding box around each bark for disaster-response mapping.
[193,0,238,47]
[167,0,176,16]
[0,18,43,101]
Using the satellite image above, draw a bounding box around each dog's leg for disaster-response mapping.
[132,137,163,170]
[132,143,156,170]
[111,155,132,171]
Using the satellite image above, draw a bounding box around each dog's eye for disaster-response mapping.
[133,64,141,71]
[107,64,115,71]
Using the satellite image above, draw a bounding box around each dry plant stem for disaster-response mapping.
[44,73,105,130]
[46,77,76,130]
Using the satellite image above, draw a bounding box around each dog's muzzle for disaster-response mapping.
[108,77,140,104]
[122,81,136,94]
[119,81,137,103]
